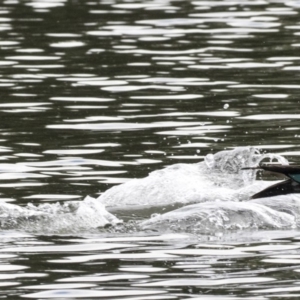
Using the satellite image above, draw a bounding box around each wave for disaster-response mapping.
[0,147,297,234]
[99,147,280,208]
[140,201,296,234]
[0,196,120,234]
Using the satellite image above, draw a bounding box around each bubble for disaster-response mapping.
[223,103,229,109]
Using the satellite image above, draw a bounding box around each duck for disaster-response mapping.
[242,164,300,199]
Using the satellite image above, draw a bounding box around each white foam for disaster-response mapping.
[0,147,295,234]
[0,196,120,234]
[141,201,296,233]
[98,146,297,234]
[98,147,285,208]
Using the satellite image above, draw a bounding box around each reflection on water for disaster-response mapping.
[1,0,300,298]
[3,231,300,299]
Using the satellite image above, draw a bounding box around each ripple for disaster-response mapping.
[89,10,131,15]
[23,289,166,299]
[0,183,46,188]
[58,274,149,282]
[267,56,300,61]
[113,3,172,9]
[2,0,300,298]
[0,173,48,180]
[0,282,19,287]
[26,1,65,9]
[0,242,135,253]
[57,76,108,82]
[47,121,207,131]
[83,143,120,147]
[74,80,128,87]
[284,66,300,70]
[136,277,275,287]
[253,94,289,98]
[43,149,105,155]
[0,102,50,107]
[192,1,268,7]
[20,283,97,289]
[139,36,170,41]
[249,286,300,294]
[0,264,28,271]
[239,114,300,120]
[226,62,290,68]
[190,10,296,17]
[0,273,47,280]
[21,158,125,168]
[0,41,19,45]
[156,126,230,136]
[50,97,114,102]
[50,41,85,48]
[130,94,203,100]
[119,266,166,272]
[88,26,186,36]
[174,142,209,148]
[15,48,44,53]
[128,62,151,67]
[65,116,123,122]
[118,47,251,55]
[13,64,64,69]
[6,55,60,61]
[229,84,300,89]
[23,194,80,200]
[0,61,17,65]
[50,251,176,263]
[101,84,184,92]
[46,33,82,37]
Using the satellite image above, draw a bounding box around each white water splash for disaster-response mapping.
[0,147,295,234]
[98,147,288,208]
[0,196,120,234]
[141,201,296,233]
[98,147,297,233]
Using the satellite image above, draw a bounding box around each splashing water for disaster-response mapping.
[0,196,120,234]
[99,147,288,208]
[0,147,296,234]
[203,147,289,187]
[141,201,296,234]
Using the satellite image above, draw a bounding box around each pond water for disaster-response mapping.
[2,0,300,298]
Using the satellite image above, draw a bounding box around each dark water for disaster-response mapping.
[1,0,300,298]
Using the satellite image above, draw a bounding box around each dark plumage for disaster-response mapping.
[242,164,300,199]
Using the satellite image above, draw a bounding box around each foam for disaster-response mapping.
[0,147,296,235]
[98,147,287,208]
[141,201,296,233]
[0,196,120,234]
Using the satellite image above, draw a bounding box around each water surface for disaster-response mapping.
[1,0,300,298]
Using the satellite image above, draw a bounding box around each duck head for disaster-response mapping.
[242,164,300,199]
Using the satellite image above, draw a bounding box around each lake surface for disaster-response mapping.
[2,0,300,298]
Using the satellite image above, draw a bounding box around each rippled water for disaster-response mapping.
[2,0,300,298]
